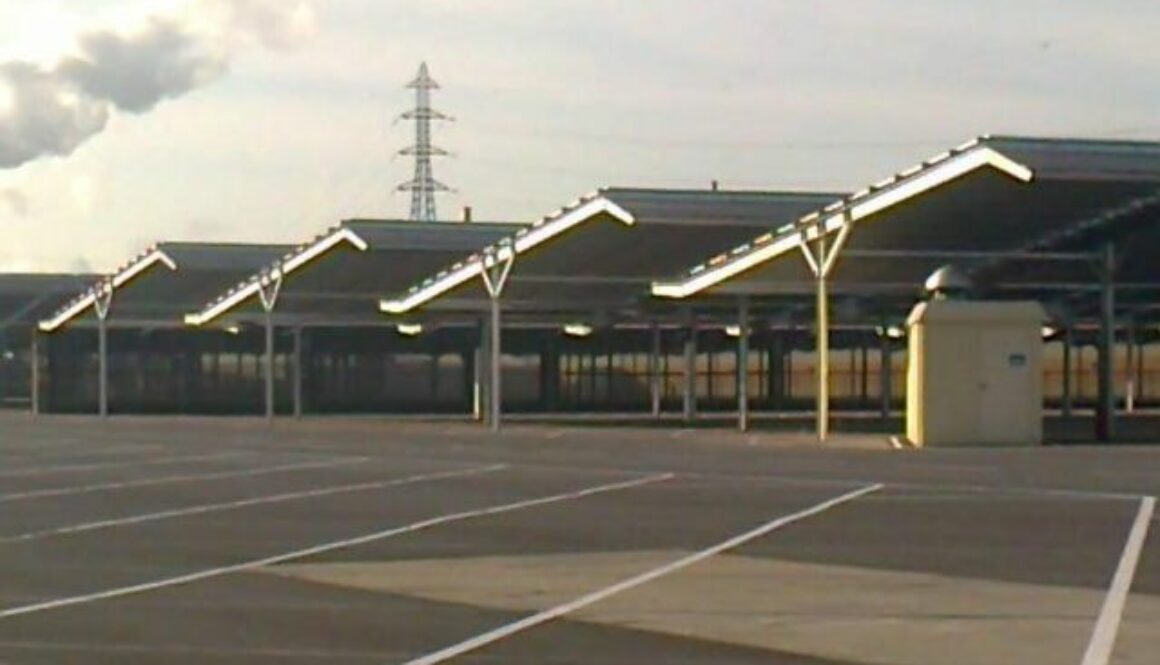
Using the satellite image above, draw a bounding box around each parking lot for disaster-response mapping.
[0,414,1155,664]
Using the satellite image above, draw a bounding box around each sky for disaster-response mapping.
[0,0,1158,273]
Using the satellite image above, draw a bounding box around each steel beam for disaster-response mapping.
[842,249,1097,262]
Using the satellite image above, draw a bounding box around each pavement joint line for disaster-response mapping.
[0,464,509,545]
[398,482,884,665]
[0,457,370,504]
[0,443,166,462]
[1080,494,1156,665]
[196,446,1152,502]
[0,472,673,620]
[0,452,251,479]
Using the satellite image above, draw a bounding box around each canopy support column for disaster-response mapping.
[1062,327,1073,418]
[480,243,515,432]
[1096,243,1116,442]
[649,322,662,418]
[93,283,113,419]
[292,326,304,419]
[473,318,485,422]
[800,214,852,442]
[30,330,40,416]
[1125,322,1136,414]
[682,310,697,424]
[879,329,892,421]
[737,297,750,432]
[258,273,283,422]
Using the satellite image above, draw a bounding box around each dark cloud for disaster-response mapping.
[58,17,228,114]
[0,1,318,170]
[0,63,110,168]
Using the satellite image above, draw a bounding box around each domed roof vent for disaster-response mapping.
[923,264,973,300]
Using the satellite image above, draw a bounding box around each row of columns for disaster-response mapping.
[22,241,1126,442]
[27,311,1145,436]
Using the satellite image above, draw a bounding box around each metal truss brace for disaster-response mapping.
[798,232,822,277]
[257,271,284,313]
[480,244,516,299]
[820,211,855,279]
[93,280,114,321]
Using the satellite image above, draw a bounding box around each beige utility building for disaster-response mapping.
[906,299,1047,447]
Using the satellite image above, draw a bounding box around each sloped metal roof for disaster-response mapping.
[378,187,842,315]
[39,242,291,331]
[0,273,93,328]
[187,219,521,326]
[651,136,1160,319]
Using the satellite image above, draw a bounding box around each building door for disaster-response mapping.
[978,330,1035,444]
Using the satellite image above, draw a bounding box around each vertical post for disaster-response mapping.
[478,244,514,432]
[257,273,282,423]
[1137,337,1146,406]
[683,311,697,423]
[769,332,783,411]
[1062,327,1073,418]
[98,318,109,417]
[737,297,750,432]
[98,320,108,417]
[1125,323,1136,414]
[474,347,485,422]
[649,323,661,417]
[880,330,892,420]
[539,335,559,412]
[29,327,39,415]
[264,308,275,421]
[860,339,869,408]
[292,326,303,419]
[30,330,40,416]
[431,352,441,410]
[785,328,794,401]
[815,233,830,442]
[93,284,112,419]
[1096,243,1115,442]
[488,293,501,431]
[473,318,486,422]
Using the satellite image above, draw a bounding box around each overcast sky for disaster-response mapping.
[1,0,1157,273]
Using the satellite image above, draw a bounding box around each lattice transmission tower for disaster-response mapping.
[396,62,452,222]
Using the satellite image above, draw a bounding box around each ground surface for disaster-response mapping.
[0,414,1156,665]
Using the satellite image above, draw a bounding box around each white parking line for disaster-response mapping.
[1080,495,1156,665]
[0,452,248,479]
[0,465,508,544]
[0,458,367,504]
[0,472,673,619]
[400,482,884,665]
